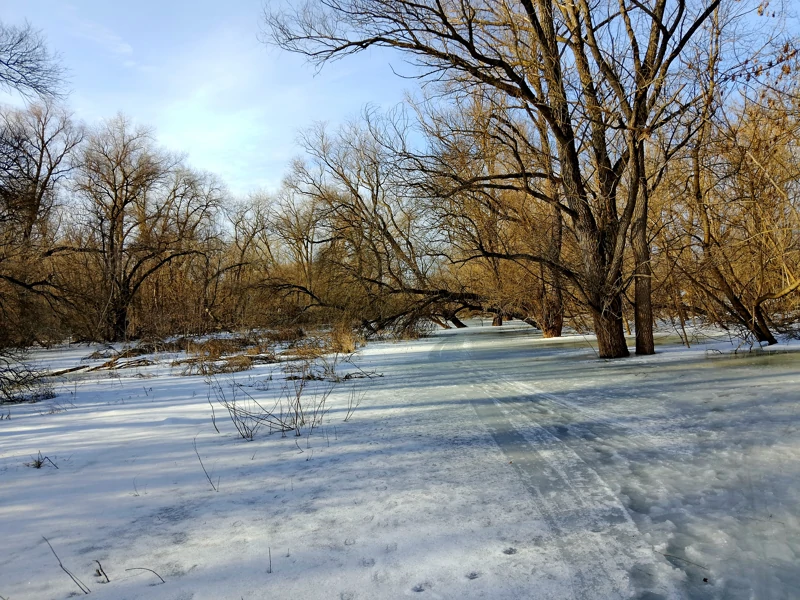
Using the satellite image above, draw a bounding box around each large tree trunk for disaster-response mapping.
[448,313,468,328]
[541,288,563,338]
[541,204,564,338]
[108,298,130,342]
[593,307,630,358]
[631,175,655,355]
[753,305,778,345]
[492,314,503,326]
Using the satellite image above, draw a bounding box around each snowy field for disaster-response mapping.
[1,324,799,599]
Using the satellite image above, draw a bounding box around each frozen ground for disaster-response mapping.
[1,324,799,599]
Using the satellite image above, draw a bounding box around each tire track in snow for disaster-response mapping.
[439,333,679,599]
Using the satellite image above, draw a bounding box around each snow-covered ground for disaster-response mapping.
[1,324,799,599]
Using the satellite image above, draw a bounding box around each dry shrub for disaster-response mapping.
[329,323,360,354]
[263,328,305,344]
[1,350,55,404]
[220,355,253,373]
[169,334,260,376]
[245,345,277,362]
[395,319,435,340]
[190,337,252,359]
[282,337,327,359]
[175,354,253,376]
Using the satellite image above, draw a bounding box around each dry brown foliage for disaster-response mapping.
[329,323,360,354]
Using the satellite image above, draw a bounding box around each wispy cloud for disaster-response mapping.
[64,6,133,57]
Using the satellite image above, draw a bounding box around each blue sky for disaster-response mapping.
[0,0,414,195]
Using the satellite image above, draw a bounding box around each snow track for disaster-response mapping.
[433,334,679,599]
[446,326,800,600]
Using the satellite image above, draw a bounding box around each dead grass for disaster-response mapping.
[329,324,361,354]
[245,345,277,362]
[175,354,254,376]
[220,355,253,373]
[396,320,435,340]
[281,337,327,360]
[187,337,253,359]
[263,328,305,344]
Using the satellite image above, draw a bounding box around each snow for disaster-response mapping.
[1,324,799,599]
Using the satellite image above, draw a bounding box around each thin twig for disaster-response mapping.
[206,390,220,433]
[42,536,90,594]
[192,435,218,492]
[125,567,165,584]
[95,560,110,582]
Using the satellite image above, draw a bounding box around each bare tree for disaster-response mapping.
[266,0,746,357]
[0,102,81,346]
[66,116,221,341]
[0,21,64,99]
[285,116,474,334]
[0,102,82,242]
[411,92,566,334]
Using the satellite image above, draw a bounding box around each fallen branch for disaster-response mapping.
[49,365,91,377]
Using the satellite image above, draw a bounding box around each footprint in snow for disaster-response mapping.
[503,547,518,555]
[412,581,433,592]
[466,571,481,580]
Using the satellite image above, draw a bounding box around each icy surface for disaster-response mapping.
[1,325,799,599]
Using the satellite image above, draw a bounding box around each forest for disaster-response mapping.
[1,1,799,360]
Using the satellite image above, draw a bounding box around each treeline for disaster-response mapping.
[1,3,800,357]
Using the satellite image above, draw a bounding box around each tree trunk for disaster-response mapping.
[541,299,563,338]
[592,301,630,358]
[492,314,503,326]
[108,299,129,342]
[542,203,564,338]
[540,263,563,337]
[628,134,655,355]
[449,314,468,328]
[632,199,654,354]
[752,305,778,345]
